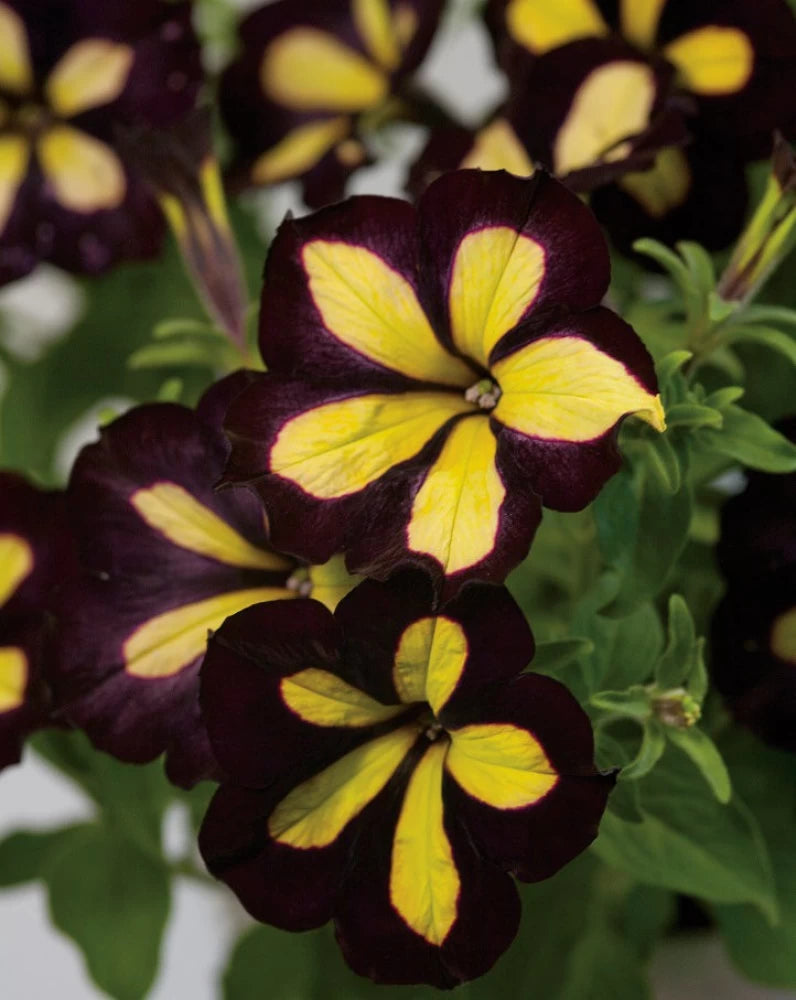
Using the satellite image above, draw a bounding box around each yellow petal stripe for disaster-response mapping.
[664,26,754,96]
[270,392,472,500]
[353,0,400,70]
[268,724,418,848]
[261,28,388,112]
[446,723,558,809]
[770,606,796,665]
[130,482,291,572]
[123,587,293,679]
[0,646,27,712]
[460,119,535,177]
[407,417,506,576]
[303,239,474,387]
[492,335,666,442]
[0,2,32,94]
[45,39,134,118]
[390,740,460,946]
[0,134,28,235]
[553,62,656,175]
[37,125,126,213]
[251,118,350,184]
[620,0,666,50]
[393,616,468,713]
[308,554,358,611]
[0,533,33,608]
[280,668,406,728]
[505,0,607,54]
[618,146,691,218]
[448,226,546,367]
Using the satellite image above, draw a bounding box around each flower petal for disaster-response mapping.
[504,0,607,54]
[447,226,546,367]
[251,117,350,184]
[406,416,507,577]
[551,60,657,175]
[269,392,471,500]
[460,118,536,175]
[53,399,293,787]
[446,723,558,808]
[0,646,26,713]
[261,196,473,386]
[45,38,135,117]
[353,0,401,70]
[446,673,615,881]
[199,781,348,931]
[390,741,459,946]
[393,615,468,714]
[37,125,126,213]
[491,308,661,510]
[335,766,521,987]
[280,668,405,728]
[0,1,32,93]
[0,533,32,609]
[0,135,29,236]
[664,25,753,96]
[616,145,691,218]
[619,0,666,50]
[492,327,665,444]
[269,724,418,848]
[417,170,610,367]
[261,27,388,112]
[335,574,535,713]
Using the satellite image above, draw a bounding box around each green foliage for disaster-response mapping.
[714,732,796,988]
[43,824,170,1000]
[593,744,776,921]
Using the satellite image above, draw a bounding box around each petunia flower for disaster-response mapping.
[198,573,615,988]
[485,0,796,249]
[0,472,76,769]
[224,169,665,599]
[52,374,357,788]
[711,417,796,753]
[219,0,444,207]
[0,0,202,286]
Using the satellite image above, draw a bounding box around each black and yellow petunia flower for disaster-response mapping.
[711,417,796,753]
[219,0,444,207]
[53,375,357,788]
[224,169,665,599]
[0,0,202,285]
[199,573,615,987]
[484,0,796,250]
[0,473,76,769]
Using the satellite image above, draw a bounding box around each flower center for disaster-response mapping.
[8,102,51,139]
[464,377,501,411]
[286,568,313,597]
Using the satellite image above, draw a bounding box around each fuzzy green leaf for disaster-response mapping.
[699,404,796,472]
[666,727,731,803]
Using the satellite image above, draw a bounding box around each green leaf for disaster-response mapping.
[714,733,796,987]
[224,925,322,1000]
[633,239,697,296]
[0,825,89,887]
[590,688,650,720]
[573,599,664,695]
[556,924,651,1000]
[698,404,796,472]
[740,303,796,327]
[593,743,776,920]
[676,241,716,292]
[655,595,697,689]
[152,318,224,340]
[725,323,796,366]
[656,349,693,385]
[703,385,745,410]
[594,460,693,616]
[687,639,709,703]
[43,825,170,1000]
[32,730,171,854]
[663,403,723,429]
[665,727,731,803]
[644,432,682,493]
[621,721,666,781]
[127,337,236,371]
[531,637,594,677]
